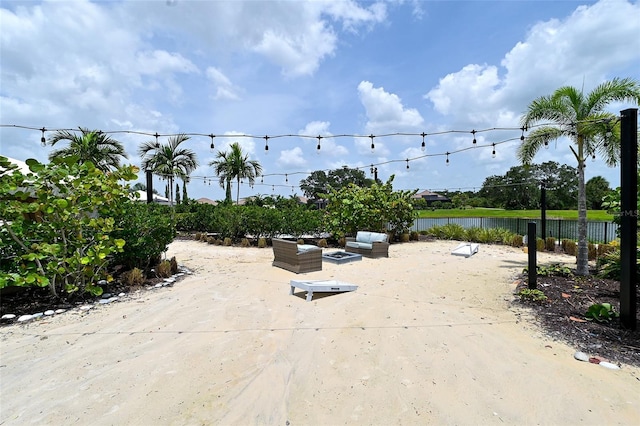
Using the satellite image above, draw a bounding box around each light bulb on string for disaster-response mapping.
[544,140,549,149]
[154,132,160,148]
[209,134,215,151]
[40,127,46,146]
[291,186,294,193]
[520,126,526,141]
[471,130,476,145]
[445,152,450,166]
[285,174,288,183]
[316,135,322,155]
[406,159,410,170]
[369,134,375,153]
[261,176,263,184]
[271,185,275,192]
[421,132,426,152]
[492,143,496,158]
[264,135,269,154]
[592,154,596,162]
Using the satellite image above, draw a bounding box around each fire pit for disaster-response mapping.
[322,251,362,265]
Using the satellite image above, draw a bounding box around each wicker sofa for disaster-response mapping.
[345,231,390,258]
[272,238,323,273]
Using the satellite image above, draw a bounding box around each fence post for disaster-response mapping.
[527,222,537,289]
[619,108,637,330]
[604,222,608,244]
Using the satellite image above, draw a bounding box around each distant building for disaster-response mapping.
[196,197,218,205]
[412,190,451,206]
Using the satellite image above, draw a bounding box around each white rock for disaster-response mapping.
[79,305,93,311]
[164,278,175,283]
[108,297,118,302]
[574,351,589,362]
[97,280,107,286]
[118,293,126,297]
[32,312,44,318]
[44,310,55,316]
[99,299,111,304]
[1,314,16,320]
[55,309,66,314]
[599,362,620,370]
[154,283,162,288]
[17,315,33,322]
[102,293,112,298]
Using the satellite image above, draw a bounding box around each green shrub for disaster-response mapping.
[111,203,176,271]
[409,231,419,241]
[241,238,250,247]
[122,268,145,287]
[523,263,573,277]
[585,303,618,322]
[536,238,545,252]
[258,237,267,248]
[545,237,556,252]
[223,237,232,246]
[207,237,215,244]
[517,288,548,303]
[510,235,524,247]
[563,240,577,256]
[317,238,328,248]
[157,260,172,278]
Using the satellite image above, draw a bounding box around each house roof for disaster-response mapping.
[197,197,218,205]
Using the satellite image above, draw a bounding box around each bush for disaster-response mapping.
[510,235,524,247]
[563,240,577,256]
[409,231,419,241]
[223,237,232,246]
[545,237,556,252]
[111,203,176,271]
[157,260,172,278]
[170,256,178,274]
[588,243,597,261]
[258,237,267,248]
[121,268,145,287]
[536,238,545,252]
[317,238,328,248]
[241,238,250,247]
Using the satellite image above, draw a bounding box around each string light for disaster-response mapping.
[471,129,476,145]
[264,135,269,154]
[544,140,549,149]
[492,143,496,158]
[316,135,322,154]
[285,173,288,183]
[154,132,160,148]
[520,126,526,141]
[421,132,426,152]
[446,152,450,166]
[40,127,46,146]
[209,134,215,151]
[369,134,375,153]
[406,159,410,169]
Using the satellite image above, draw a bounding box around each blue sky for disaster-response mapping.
[1,0,639,201]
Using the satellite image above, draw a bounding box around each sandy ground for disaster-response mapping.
[1,239,639,425]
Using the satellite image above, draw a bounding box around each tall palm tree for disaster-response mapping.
[138,134,198,206]
[519,77,640,276]
[209,142,262,205]
[48,127,127,172]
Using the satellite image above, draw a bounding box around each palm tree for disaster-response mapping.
[209,142,263,205]
[48,127,127,172]
[519,77,640,276]
[138,134,198,206]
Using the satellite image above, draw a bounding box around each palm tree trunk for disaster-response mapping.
[169,176,174,207]
[236,176,240,205]
[576,138,589,276]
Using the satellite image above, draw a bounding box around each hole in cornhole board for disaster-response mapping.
[451,242,479,258]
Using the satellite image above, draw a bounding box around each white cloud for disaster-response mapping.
[206,67,242,100]
[358,81,424,132]
[425,0,640,127]
[278,146,307,167]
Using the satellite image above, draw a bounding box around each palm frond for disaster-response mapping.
[517,127,564,164]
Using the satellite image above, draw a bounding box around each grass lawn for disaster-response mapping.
[416,208,614,221]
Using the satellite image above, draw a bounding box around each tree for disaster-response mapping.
[0,156,136,296]
[299,167,370,199]
[585,176,611,210]
[519,77,640,275]
[48,127,127,172]
[209,142,262,205]
[175,183,181,205]
[138,134,198,207]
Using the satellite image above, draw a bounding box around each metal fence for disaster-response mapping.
[411,217,619,243]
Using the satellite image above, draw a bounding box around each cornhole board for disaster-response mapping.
[290,279,358,302]
[451,242,479,258]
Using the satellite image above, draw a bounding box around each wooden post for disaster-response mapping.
[528,222,537,289]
